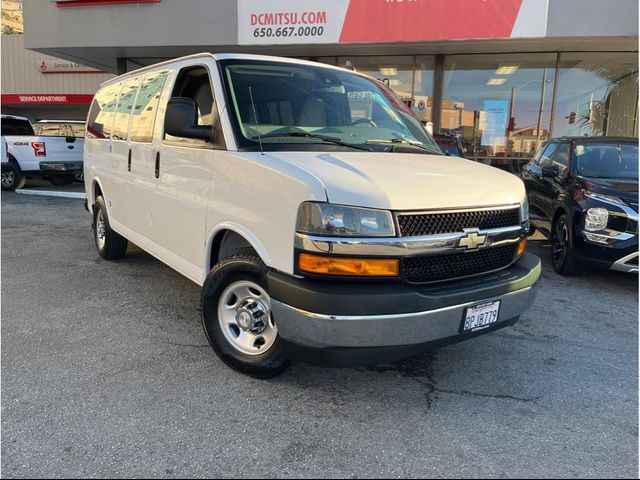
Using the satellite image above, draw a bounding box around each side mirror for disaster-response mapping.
[164,97,212,141]
[542,164,559,177]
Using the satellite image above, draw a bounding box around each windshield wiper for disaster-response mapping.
[365,138,442,155]
[251,132,372,151]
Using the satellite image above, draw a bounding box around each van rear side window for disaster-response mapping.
[129,71,169,143]
[112,78,141,140]
[87,82,121,139]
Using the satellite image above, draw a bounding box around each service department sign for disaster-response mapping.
[238,0,548,45]
[39,60,105,74]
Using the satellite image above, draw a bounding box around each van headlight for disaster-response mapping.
[296,202,395,237]
[521,197,530,225]
[584,207,609,232]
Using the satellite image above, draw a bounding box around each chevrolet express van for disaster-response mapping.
[84,54,541,378]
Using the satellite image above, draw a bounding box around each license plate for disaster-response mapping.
[461,300,501,333]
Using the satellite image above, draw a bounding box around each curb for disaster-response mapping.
[15,189,86,199]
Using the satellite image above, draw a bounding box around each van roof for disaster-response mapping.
[98,53,356,88]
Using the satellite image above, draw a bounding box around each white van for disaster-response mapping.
[84,53,540,378]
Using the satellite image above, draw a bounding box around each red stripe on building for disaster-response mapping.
[1,94,95,105]
[56,0,160,7]
[339,0,523,43]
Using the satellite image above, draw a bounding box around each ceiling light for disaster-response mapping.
[486,78,507,86]
[495,65,519,75]
[379,67,398,76]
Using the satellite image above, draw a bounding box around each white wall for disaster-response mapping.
[1,35,114,95]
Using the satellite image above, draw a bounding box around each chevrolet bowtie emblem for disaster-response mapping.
[459,229,486,250]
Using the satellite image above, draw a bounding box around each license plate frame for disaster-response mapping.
[460,300,501,333]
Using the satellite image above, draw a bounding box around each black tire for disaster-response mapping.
[551,213,582,275]
[201,250,291,379]
[50,175,74,186]
[93,196,128,260]
[1,161,26,191]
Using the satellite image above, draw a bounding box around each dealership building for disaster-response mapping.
[1,34,114,121]
[21,0,638,164]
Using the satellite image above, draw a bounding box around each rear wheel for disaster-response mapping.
[551,214,582,275]
[201,251,291,378]
[1,161,25,191]
[93,196,128,260]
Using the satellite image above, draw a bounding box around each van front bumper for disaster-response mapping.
[267,252,540,367]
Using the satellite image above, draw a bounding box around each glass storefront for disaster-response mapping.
[315,52,637,173]
[553,52,638,138]
[441,53,557,171]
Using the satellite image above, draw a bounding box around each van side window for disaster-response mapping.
[112,77,141,141]
[87,82,121,139]
[164,66,222,148]
[129,71,169,143]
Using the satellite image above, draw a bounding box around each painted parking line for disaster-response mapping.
[16,189,86,199]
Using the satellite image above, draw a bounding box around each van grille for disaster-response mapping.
[402,244,518,283]
[397,207,520,237]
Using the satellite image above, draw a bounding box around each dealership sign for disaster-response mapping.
[238,0,548,45]
[39,60,106,74]
[1,94,94,105]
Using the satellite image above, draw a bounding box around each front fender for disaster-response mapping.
[205,222,272,270]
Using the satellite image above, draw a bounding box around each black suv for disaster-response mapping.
[522,137,638,275]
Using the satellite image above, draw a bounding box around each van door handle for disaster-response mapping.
[127,149,132,172]
[155,151,160,179]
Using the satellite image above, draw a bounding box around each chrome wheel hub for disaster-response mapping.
[1,170,15,187]
[218,281,277,356]
[96,210,107,249]
[235,297,269,333]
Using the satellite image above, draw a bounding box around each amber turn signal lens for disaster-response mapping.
[298,253,400,277]
[517,237,528,257]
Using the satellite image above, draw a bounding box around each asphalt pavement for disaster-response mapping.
[1,191,638,478]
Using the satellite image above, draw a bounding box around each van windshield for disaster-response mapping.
[220,59,441,154]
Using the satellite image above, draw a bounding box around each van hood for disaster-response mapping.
[259,151,526,211]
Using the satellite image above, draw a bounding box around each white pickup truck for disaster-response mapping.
[84,53,541,378]
[1,115,84,191]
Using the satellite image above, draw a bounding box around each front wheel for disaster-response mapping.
[201,251,291,378]
[551,214,582,275]
[1,162,26,191]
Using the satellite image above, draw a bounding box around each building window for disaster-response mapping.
[412,56,435,124]
[337,56,419,109]
[441,53,557,170]
[317,57,337,66]
[552,52,638,138]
